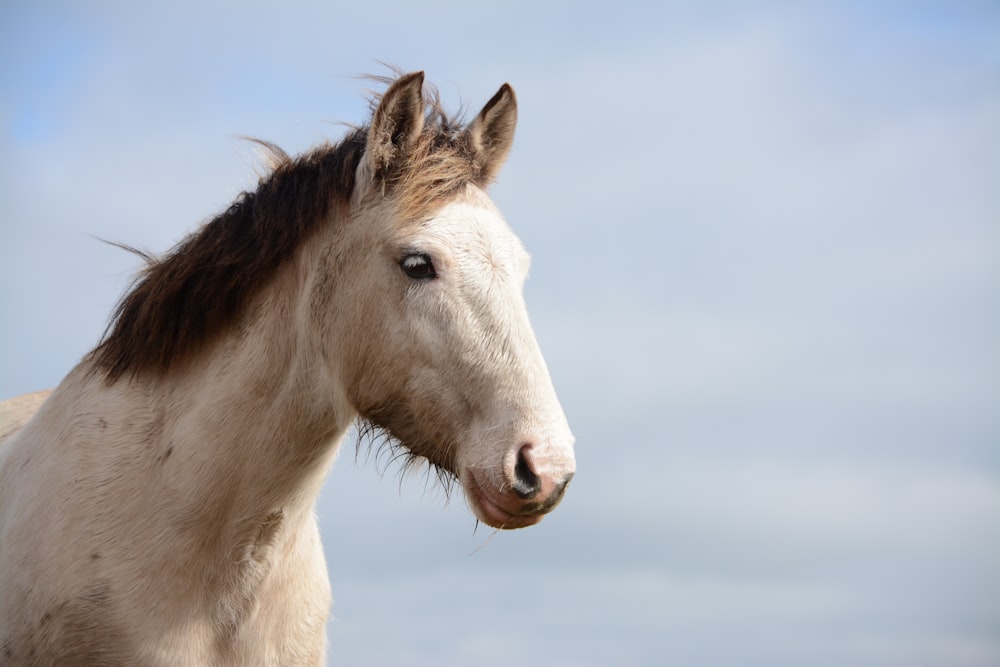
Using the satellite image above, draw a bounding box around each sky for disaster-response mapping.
[1,1,999,666]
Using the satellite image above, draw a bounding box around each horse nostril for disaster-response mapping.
[511,444,542,499]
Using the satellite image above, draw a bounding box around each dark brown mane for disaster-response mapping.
[92,78,486,382]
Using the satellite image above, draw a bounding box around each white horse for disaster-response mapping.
[0,71,575,666]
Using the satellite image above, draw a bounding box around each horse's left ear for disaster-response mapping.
[467,83,517,185]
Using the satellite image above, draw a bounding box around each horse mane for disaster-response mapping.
[91,75,487,382]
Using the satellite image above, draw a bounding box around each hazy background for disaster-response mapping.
[2,2,998,665]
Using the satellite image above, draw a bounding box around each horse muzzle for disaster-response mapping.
[463,442,575,530]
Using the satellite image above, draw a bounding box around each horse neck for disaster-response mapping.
[99,252,351,532]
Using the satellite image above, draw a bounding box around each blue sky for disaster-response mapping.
[2,2,998,666]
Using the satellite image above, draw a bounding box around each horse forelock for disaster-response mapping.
[90,74,490,383]
[362,72,498,218]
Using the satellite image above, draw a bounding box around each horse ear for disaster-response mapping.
[467,83,517,184]
[367,71,426,178]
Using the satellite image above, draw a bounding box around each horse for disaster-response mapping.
[0,71,575,666]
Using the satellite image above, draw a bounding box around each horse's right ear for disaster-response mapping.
[367,71,426,179]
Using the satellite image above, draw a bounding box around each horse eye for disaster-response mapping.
[400,253,437,280]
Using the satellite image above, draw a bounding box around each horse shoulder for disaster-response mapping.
[0,383,143,664]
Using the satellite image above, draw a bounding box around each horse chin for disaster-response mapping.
[462,469,545,530]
